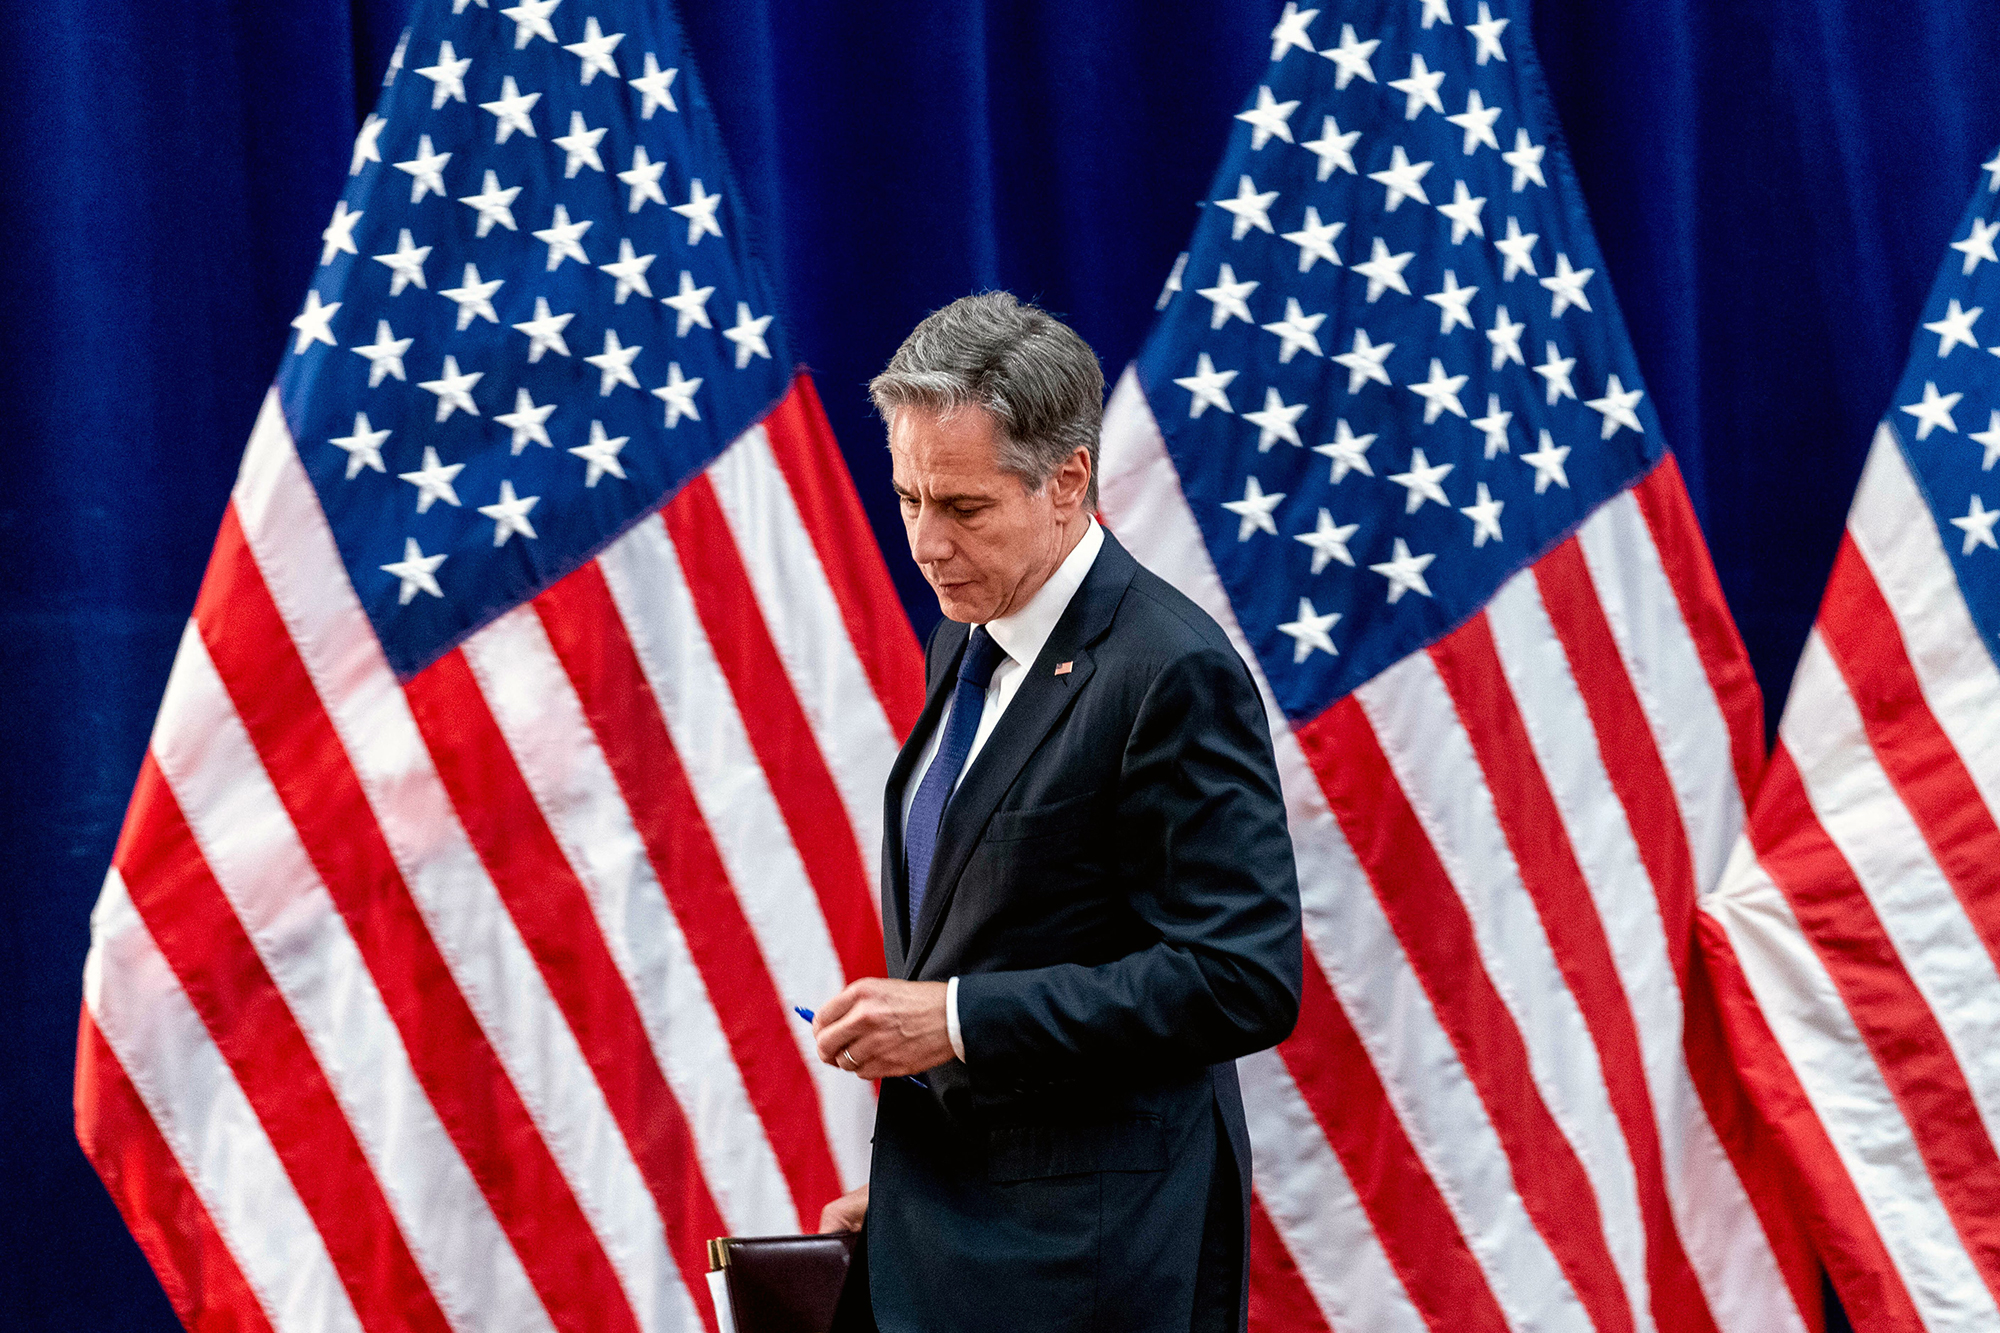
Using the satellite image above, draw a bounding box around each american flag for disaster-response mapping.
[1098,2,1820,1328]
[1700,150,2000,1331]
[71,1,920,1330]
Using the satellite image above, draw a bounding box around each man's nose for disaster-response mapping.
[909,504,954,565]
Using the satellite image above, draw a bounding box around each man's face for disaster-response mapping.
[888,405,1085,624]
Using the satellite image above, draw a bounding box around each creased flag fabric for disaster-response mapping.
[1700,152,2000,1332]
[1097,2,1818,1329]
[72,2,920,1331]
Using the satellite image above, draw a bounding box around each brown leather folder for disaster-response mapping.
[705,1232,859,1333]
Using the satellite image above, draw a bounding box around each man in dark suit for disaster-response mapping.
[812,292,1302,1333]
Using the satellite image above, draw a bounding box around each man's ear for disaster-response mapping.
[1051,446,1092,513]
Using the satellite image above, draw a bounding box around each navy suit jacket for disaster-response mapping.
[862,530,1303,1333]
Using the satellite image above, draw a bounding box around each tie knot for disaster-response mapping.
[958,626,1005,689]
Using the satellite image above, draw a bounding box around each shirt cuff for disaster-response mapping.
[946,975,966,1062]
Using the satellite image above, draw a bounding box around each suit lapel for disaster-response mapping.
[906,536,1138,976]
[881,619,967,975]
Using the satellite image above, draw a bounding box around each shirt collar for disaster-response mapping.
[983,518,1104,672]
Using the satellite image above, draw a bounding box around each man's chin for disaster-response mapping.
[930,585,990,624]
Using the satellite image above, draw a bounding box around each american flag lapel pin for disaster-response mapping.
[1054,661,1073,676]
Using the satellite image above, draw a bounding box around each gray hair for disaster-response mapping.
[869,291,1104,509]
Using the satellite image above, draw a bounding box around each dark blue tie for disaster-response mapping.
[905,626,1005,929]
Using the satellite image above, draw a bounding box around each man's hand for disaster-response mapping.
[813,977,953,1080]
[818,1183,869,1234]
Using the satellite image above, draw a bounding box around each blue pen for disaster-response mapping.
[794,1006,928,1087]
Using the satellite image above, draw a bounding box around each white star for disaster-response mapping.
[399,445,464,513]
[1216,175,1279,240]
[1352,238,1415,302]
[289,289,339,353]
[1495,215,1539,279]
[1973,410,2000,470]
[1504,128,1546,191]
[1389,445,1454,512]
[564,16,623,83]
[1586,374,1646,439]
[1952,495,2000,555]
[616,145,666,211]
[1460,482,1505,547]
[1320,24,1379,89]
[319,199,362,265]
[663,270,716,335]
[586,329,643,395]
[1436,179,1487,243]
[415,40,471,108]
[1174,353,1238,418]
[495,386,557,453]
[1902,380,1962,440]
[1467,2,1509,62]
[1223,475,1287,540]
[1369,145,1432,211]
[1197,262,1259,328]
[601,237,656,303]
[418,356,482,421]
[1418,0,1453,27]
[1986,149,2000,192]
[1315,419,1375,480]
[724,302,774,368]
[1157,251,1188,310]
[531,204,592,273]
[1425,270,1478,333]
[329,412,390,479]
[480,480,541,545]
[1487,305,1525,368]
[1270,3,1319,61]
[673,178,725,242]
[373,228,431,294]
[1446,90,1502,154]
[512,296,573,362]
[1521,429,1572,493]
[1282,207,1344,271]
[1301,115,1360,180]
[1470,394,1512,457]
[499,0,560,48]
[651,361,703,427]
[381,538,447,605]
[349,113,385,175]
[1542,253,1595,317]
[1237,85,1300,150]
[1536,341,1577,403]
[440,262,502,330]
[1389,54,1446,120]
[1245,387,1308,451]
[1927,299,1983,357]
[553,110,607,177]
[1954,218,2000,275]
[457,169,520,237]
[1407,358,1468,423]
[1370,538,1435,603]
[350,319,410,387]
[630,53,679,117]
[1296,510,1359,572]
[570,419,630,486]
[480,75,540,143]
[1262,298,1326,362]
[1278,596,1341,662]
[1333,327,1396,391]
[394,134,451,204]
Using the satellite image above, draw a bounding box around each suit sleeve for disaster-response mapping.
[953,644,1304,1076]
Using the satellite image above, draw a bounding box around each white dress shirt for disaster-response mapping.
[902,518,1105,1062]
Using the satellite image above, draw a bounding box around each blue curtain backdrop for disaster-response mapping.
[3,0,1995,1326]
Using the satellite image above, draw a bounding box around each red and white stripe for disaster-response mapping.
[1098,368,1818,1333]
[1702,422,2000,1332]
[75,375,919,1333]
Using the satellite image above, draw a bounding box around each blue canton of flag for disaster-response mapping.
[1136,0,1665,719]
[1892,147,2000,656]
[282,0,789,678]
